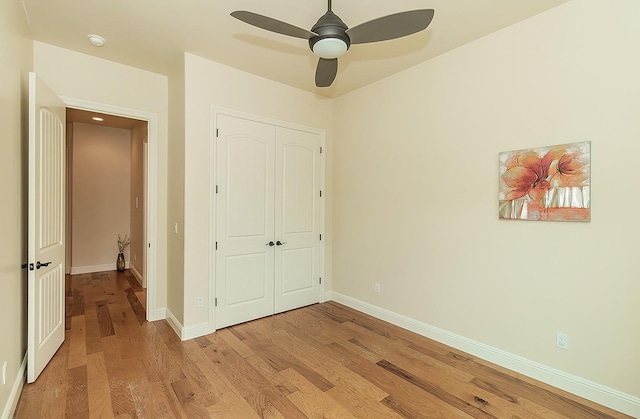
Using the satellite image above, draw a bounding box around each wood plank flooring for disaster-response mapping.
[15,270,631,418]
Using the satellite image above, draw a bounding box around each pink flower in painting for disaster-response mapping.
[557,153,581,175]
[501,145,587,203]
[547,150,589,187]
[501,151,555,201]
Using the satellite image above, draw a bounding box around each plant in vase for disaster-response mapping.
[117,234,131,271]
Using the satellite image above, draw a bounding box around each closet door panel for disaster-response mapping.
[274,127,322,313]
[215,114,275,329]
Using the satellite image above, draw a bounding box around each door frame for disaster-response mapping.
[209,106,326,331]
[62,96,162,321]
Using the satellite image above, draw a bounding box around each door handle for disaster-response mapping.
[276,241,287,246]
[36,261,52,269]
[266,241,275,247]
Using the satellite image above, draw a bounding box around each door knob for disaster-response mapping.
[266,241,275,247]
[36,261,52,269]
[276,241,287,246]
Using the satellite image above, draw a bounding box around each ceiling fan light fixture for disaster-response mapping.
[312,37,348,59]
[230,1,435,87]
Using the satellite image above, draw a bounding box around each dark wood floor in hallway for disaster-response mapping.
[14,271,630,418]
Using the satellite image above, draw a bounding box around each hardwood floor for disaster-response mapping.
[15,271,630,418]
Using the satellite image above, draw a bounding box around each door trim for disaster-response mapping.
[210,106,326,332]
[61,96,162,321]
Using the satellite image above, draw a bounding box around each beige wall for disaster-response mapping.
[332,0,640,399]
[0,0,31,415]
[130,122,146,279]
[33,41,169,312]
[179,53,333,328]
[167,56,186,324]
[71,123,131,271]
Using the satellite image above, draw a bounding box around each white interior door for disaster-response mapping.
[215,115,276,329]
[27,73,66,382]
[274,127,322,313]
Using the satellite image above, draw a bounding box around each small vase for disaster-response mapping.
[117,252,125,271]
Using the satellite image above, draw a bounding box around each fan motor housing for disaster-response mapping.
[309,11,351,51]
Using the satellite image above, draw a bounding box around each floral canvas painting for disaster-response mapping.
[499,141,590,221]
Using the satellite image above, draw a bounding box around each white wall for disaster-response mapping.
[178,53,333,330]
[33,41,169,312]
[0,0,32,415]
[332,0,640,407]
[71,123,131,272]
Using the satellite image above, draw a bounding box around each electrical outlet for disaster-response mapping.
[197,296,204,308]
[374,283,381,293]
[556,332,568,350]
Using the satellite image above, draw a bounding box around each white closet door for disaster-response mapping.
[215,115,276,329]
[274,127,322,313]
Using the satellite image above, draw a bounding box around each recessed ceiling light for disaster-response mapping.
[92,117,104,122]
[87,34,106,47]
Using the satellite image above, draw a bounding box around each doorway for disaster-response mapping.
[61,97,160,321]
[65,108,147,286]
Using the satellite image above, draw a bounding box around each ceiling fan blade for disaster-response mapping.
[231,11,317,40]
[346,9,434,45]
[315,58,338,87]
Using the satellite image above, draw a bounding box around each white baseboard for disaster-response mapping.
[1,354,26,419]
[182,321,213,341]
[323,290,332,303]
[148,307,166,322]
[69,262,129,275]
[129,264,143,285]
[164,308,183,339]
[326,291,640,418]
[164,309,213,341]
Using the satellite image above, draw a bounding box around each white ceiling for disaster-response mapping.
[22,0,568,98]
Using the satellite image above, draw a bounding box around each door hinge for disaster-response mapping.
[216,128,219,137]
[215,241,218,250]
[319,234,322,241]
[215,184,218,194]
[319,190,322,197]
[148,243,151,248]
[319,277,322,284]
[215,297,218,307]
[320,146,323,154]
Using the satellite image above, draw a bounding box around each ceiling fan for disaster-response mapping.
[231,1,435,88]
